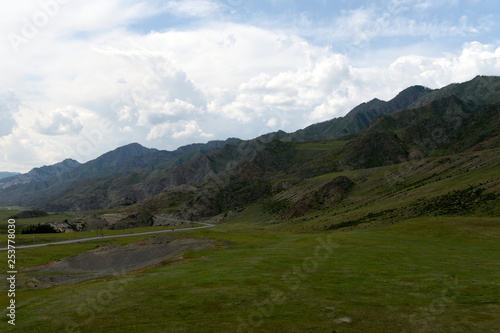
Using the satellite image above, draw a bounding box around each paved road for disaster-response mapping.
[0,223,214,250]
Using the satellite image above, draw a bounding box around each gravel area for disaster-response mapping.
[21,236,215,288]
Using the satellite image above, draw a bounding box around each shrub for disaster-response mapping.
[22,223,60,234]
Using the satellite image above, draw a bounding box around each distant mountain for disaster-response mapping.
[0,159,81,190]
[340,96,499,169]
[0,172,20,180]
[0,76,498,213]
[0,139,240,209]
[285,75,500,143]
[287,85,433,142]
[61,143,159,180]
[409,75,500,110]
[177,97,499,219]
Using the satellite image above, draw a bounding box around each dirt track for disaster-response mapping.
[0,222,214,250]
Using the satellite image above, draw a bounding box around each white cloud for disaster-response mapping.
[389,0,459,13]
[3,33,500,172]
[216,53,353,124]
[308,2,492,51]
[0,0,499,172]
[147,120,212,140]
[137,99,198,126]
[35,106,84,136]
[163,0,220,18]
[0,90,19,137]
[385,42,500,86]
[0,0,161,55]
[0,135,40,171]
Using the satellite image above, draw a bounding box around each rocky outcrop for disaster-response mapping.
[281,176,354,219]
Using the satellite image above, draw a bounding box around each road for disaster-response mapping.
[0,223,214,250]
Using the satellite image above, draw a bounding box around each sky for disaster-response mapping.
[0,0,499,172]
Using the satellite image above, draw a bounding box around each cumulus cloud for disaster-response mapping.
[138,99,198,126]
[4,30,500,173]
[35,106,84,135]
[147,120,212,140]
[211,40,500,126]
[216,53,353,124]
[0,0,499,172]
[0,135,40,171]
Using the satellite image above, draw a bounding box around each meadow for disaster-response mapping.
[1,212,498,332]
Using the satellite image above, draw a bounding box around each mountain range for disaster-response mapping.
[0,159,81,190]
[1,75,498,222]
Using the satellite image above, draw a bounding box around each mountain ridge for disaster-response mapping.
[285,85,433,142]
[0,75,498,212]
[0,158,81,190]
[0,172,21,180]
[0,138,241,208]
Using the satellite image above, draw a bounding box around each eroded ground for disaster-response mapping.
[20,236,216,288]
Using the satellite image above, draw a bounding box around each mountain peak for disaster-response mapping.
[31,158,81,172]
[86,143,158,170]
[122,142,147,148]
[59,158,81,166]
[111,142,153,153]
[389,85,433,110]
[0,158,82,190]
[289,83,433,142]
[99,142,158,157]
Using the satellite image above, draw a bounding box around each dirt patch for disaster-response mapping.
[21,236,215,288]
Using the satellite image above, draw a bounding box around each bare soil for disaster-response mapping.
[21,236,216,288]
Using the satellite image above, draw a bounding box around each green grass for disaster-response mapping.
[0,223,198,247]
[0,208,21,233]
[12,212,74,227]
[1,236,156,269]
[0,208,119,234]
[1,216,499,332]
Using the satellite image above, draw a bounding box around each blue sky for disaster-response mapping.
[0,0,499,172]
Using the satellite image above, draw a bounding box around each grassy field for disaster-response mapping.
[6,224,198,247]
[1,214,499,332]
[0,207,199,247]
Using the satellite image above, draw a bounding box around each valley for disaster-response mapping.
[0,76,499,332]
